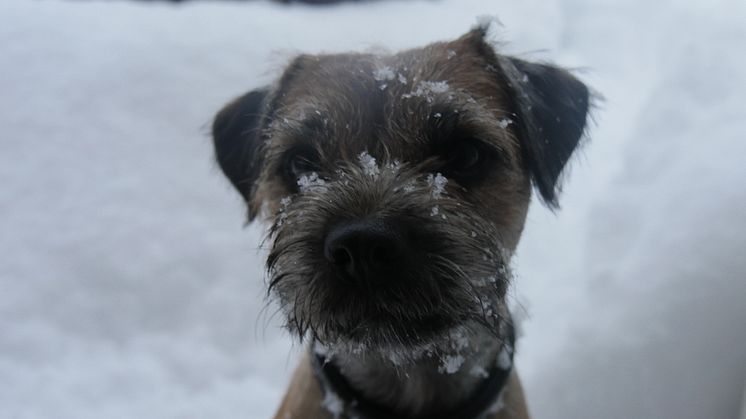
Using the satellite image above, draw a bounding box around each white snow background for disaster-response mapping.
[1,0,745,418]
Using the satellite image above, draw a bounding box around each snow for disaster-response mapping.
[373,66,396,81]
[402,80,451,102]
[437,329,470,374]
[497,347,512,370]
[276,196,293,226]
[357,151,380,177]
[297,172,326,193]
[427,173,448,198]
[374,65,406,90]
[470,365,489,378]
[321,389,344,418]
[439,354,465,374]
[373,66,395,90]
[1,1,745,419]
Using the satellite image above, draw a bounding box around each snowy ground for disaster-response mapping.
[1,0,745,418]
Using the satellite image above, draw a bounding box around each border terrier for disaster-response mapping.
[212,25,590,419]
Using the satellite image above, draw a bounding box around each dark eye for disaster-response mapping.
[282,146,319,189]
[442,138,493,183]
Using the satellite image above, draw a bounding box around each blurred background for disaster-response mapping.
[1,0,745,418]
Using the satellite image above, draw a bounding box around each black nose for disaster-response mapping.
[324,219,408,285]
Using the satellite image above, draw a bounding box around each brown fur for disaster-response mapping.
[254,30,532,249]
[212,25,590,419]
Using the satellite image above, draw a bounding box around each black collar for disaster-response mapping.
[310,325,515,419]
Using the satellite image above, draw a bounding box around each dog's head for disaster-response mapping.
[212,27,589,351]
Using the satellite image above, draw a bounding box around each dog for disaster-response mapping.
[212,25,590,419]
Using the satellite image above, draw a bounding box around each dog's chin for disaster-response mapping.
[308,312,464,354]
[280,268,508,352]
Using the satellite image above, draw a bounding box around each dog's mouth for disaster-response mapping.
[267,226,510,349]
[271,261,509,349]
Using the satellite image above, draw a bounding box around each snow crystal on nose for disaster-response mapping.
[373,66,396,90]
[373,66,395,81]
[357,151,380,177]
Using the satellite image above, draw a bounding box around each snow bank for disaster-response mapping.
[0,0,744,418]
[513,4,746,418]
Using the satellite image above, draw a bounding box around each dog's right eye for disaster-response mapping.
[441,138,497,185]
[282,146,319,189]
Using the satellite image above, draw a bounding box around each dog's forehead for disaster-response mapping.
[268,36,515,162]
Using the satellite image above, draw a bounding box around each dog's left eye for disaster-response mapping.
[282,146,319,189]
[442,138,493,183]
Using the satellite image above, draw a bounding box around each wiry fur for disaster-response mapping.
[212,24,591,419]
[267,160,515,351]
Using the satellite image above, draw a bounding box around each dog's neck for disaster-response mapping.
[319,324,507,418]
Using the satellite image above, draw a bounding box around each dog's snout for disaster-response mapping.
[324,219,408,285]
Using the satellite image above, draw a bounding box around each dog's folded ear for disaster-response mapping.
[501,58,590,209]
[212,88,269,221]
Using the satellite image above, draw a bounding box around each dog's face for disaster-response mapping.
[212,28,589,351]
